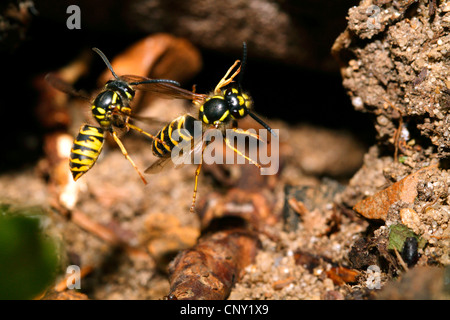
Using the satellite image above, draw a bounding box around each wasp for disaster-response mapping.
[46,47,188,184]
[145,42,276,212]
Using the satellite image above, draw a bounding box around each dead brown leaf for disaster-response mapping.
[353,165,438,220]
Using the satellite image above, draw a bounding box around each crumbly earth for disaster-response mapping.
[0,97,372,299]
[333,0,450,270]
[2,85,448,300]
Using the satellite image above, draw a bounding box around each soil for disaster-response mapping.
[0,112,371,299]
[333,0,450,268]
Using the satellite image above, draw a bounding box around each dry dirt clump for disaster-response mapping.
[333,0,450,153]
[332,0,450,272]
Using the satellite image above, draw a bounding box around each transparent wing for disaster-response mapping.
[120,74,206,103]
[45,73,91,101]
[128,114,170,128]
[145,131,206,174]
[172,135,205,167]
[144,156,177,174]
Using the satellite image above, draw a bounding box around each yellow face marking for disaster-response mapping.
[125,91,133,100]
[199,105,204,112]
[239,108,245,117]
[238,96,245,106]
[203,115,209,124]
[231,88,239,94]
[241,93,252,109]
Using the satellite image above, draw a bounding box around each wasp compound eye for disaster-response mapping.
[230,106,247,119]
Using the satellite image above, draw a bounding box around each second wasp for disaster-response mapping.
[145,42,277,212]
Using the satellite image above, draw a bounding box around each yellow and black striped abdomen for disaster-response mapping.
[152,115,196,158]
[69,125,105,181]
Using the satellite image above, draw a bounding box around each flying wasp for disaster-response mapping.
[46,47,189,184]
[145,42,277,212]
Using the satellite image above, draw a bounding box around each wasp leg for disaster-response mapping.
[232,128,263,142]
[126,122,168,147]
[190,142,208,213]
[111,130,148,185]
[214,60,241,94]
[224,129,262,169]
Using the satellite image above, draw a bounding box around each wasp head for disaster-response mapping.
[225,87,251,120]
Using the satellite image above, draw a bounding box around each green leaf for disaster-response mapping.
[388,224,426,252]
[0,207,61,299]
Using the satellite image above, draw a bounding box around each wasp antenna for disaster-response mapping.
[130,79,181,86]
[248,111,277,137]
[238,42,248,89]
[92,47,120,80]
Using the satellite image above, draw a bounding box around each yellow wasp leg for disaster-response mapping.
[111,130,148,185]
[214,60,241,94]
[224,130,262,169]
[232,128,263,142]
[190,142,208,213]
[126,122,168,147]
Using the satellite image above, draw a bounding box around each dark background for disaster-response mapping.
[0,0,374,172]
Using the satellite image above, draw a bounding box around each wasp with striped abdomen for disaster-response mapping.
[46,47,190,184]
[145,42,276,212]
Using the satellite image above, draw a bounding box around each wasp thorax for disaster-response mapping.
[92,89,126,128]
[94,90,120,110]
[201,97,230,124]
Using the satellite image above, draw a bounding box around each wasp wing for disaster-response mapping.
[120,75,206,102]
[127,114,170,128]
[144,157,176,174]
[145,131,205,174]
[45,73,91,101]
